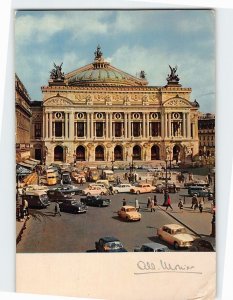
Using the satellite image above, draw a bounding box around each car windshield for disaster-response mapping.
[126,208,136,212]
[173,228,186,234]
[106,241,123,249]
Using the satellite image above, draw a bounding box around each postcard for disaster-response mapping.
[15,9,216,300]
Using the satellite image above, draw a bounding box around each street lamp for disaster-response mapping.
[210,168,216,237]
[111,151,115,172]
[162,159,168,206]
[129,155,134,182]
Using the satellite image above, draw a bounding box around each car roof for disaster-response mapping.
[100,236,120,242]
[122,205,136,209]
[163,224,185,230]
[142,243,168,250]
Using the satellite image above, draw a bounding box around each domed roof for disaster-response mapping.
[66,46,148,87]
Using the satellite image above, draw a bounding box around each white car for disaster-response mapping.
[83,185,108,196]
[112,184,134,193]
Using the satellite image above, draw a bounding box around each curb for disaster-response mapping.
[16,216,30,244]
[157,206,202,237]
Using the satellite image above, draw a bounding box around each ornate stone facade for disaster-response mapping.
[15,74,32,162]
[198,113,215,157]
[30,47,199,166]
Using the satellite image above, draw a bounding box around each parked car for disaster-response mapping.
[23,190,50,208]
[189,237,216,252]
[184,180,208,188]
[130,183,156,194]
[95,236,127,252]
[82,185,108,196]
[80,195,111,207]
[54,185,82,195]
[61,172,72,184]
[21,184,49,194]
[157,224,196,249]
[59,199,87,214]
[134,242,169,252]
[118,205,141,221]
[112,183,134,193]
[188,186,210,197]
[155,182,180,193]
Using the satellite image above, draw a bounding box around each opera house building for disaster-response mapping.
[30,46,199,166]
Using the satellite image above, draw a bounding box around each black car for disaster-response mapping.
[189,237,215,252]
[61,172,72,184]
[80,195,111,207]
[47,185,82,200]
[95,236,127,252]
[59,199,87,214]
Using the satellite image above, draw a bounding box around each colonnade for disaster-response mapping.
[43,111,195,140]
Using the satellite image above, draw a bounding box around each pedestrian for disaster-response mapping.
[150,198,156,212]
[109,185,113,195]
[147,197,151,209]
[178,199,184,212]
[191,194,198,209]
[173,182,177,193]
[123,198,127,206]
[135,198,140,212]
[80,177,83,186]
[54,201,61,216]
[153,195,157,207]
[166,194,173,211]
[199,198,204,213]
[23,198,29,217]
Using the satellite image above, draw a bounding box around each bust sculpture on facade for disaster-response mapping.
[50,63,65,81]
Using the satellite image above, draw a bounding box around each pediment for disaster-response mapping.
[44,96,73,107]
[163,97,191,108]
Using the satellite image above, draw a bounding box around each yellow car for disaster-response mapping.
[157,224,196,250]
[118,205,141,222]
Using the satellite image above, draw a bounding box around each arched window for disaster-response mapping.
[54,145,63,161]
[76,146,86,161]
[151,145,160,160]
[133,145,141,160]
[114,145,123,161]
[95,145,104,161]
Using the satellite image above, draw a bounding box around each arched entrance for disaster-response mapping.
[95,145,104,161]
[54,145,63,161]
[133,145,141,160]
[151,145,160,160]
[114,145,123,161]
[76,146,86,161]
[173,145,180,163]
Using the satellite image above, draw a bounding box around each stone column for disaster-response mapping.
[128,112,131,138]
[187,113,191,138]
[45,112,48,139]
[49,112,52,138]
[168,113,171,138]
[164,113,167,138]
[143,112,146,138]
[124,112,127,139]
[109,113,112,139]
[69,112,74,140]
[90,113,94,138]
[106,112,109,139]
[146,113,150,138]
[161,113,164,138]
[86,113,90,138]
[65,112,68,139]
[183,113,186,138]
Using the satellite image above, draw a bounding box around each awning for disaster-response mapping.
[17,162,35,170]
[16,164,32,174]
[24,159,39,166]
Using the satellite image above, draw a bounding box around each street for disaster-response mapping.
[17,180,213,253]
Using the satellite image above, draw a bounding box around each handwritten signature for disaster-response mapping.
[134,260,202,275]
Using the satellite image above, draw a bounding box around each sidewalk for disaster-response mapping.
[16,216,30,244]
[158,202,213,236]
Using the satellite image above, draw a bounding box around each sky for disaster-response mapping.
[15,9,215,113]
